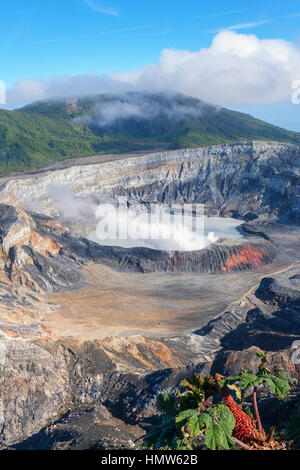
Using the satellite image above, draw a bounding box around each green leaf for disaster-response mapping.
[238,370,262,392]
[176,409,198,424]
[179,374,218,407]
[157,392,177,415]
[257,365,296,398]
[263,375,290,398]
[202,405,236,450]
[256,351,267,366]
[188,413,204,437]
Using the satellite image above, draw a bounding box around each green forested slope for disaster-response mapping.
[0,92,299,175]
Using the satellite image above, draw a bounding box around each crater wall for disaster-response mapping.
[0,141,299,222]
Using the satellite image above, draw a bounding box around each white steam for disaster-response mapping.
[46,184,98,219]
[75,91,217,127]
[90,204,242,252]
[23,184,242,252]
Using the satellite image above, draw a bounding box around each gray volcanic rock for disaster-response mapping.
[255,272,300,307]
[210,347,299,382]
[9,404,143,450]
[1,141,299,222]
[0,335,203,446]
[201,266,300,353]
[21,245,85,292]
[63,238,274,274]
[0,205,19,240]
[0,204,86,294]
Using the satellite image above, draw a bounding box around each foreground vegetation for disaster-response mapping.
[1,92,300,175]
[142,352,298,450]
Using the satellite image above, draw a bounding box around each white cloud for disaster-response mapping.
[115,30,300,106]
[5,31,300,108]
[75,91,217,128]
[83,0,118,16]
[196,10,245,18]
[7,75,133,108]
[206,19,271,33]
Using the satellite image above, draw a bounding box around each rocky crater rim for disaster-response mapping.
[0,140,299,181]
[0,140,297,273]
[0,140,299,208]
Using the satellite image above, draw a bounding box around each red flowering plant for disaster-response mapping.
[142,353,297,450]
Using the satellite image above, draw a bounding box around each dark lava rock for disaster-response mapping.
[8,404,143,450]
[0,204,18,240]
[255,274,300,307]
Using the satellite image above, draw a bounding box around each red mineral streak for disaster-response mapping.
[221,246,269,272]
[40,325,51,335]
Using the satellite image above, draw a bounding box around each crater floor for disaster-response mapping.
[44,263,284,340]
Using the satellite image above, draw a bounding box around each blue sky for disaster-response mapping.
[1,0,300,129]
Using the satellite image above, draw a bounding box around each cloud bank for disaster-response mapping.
[116,31,300,106]
[5,31,300,108]
[76,91,217,128]
[7,75,133,109]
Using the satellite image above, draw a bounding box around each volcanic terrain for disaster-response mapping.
[0,141,299,449]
